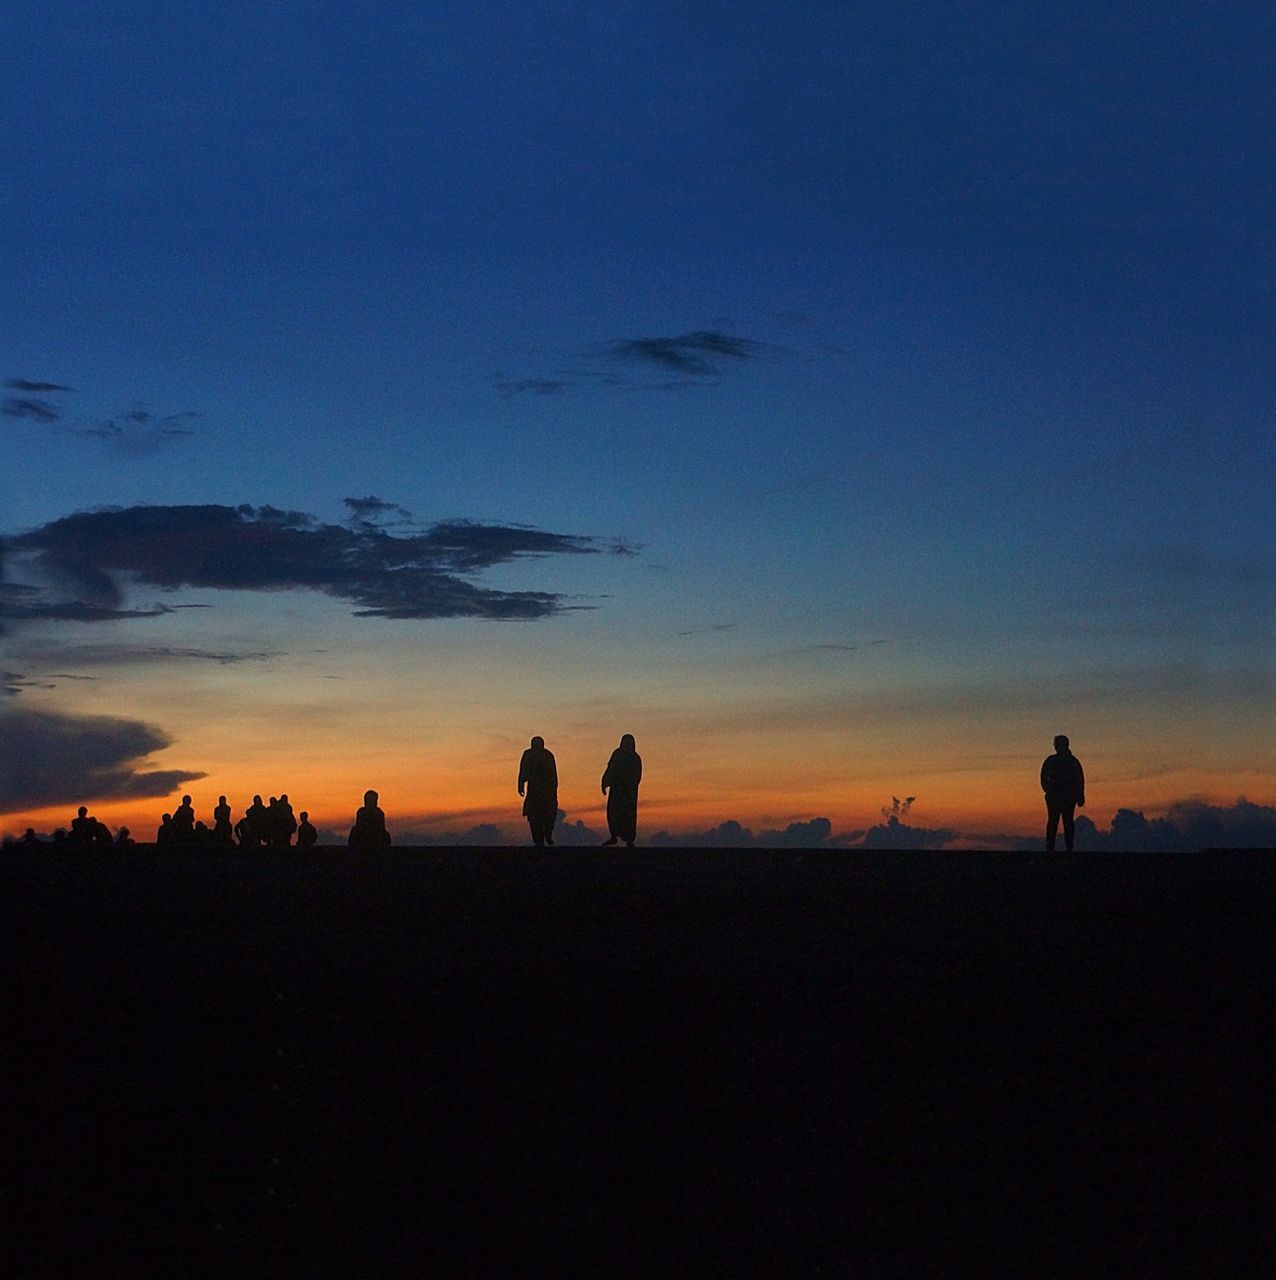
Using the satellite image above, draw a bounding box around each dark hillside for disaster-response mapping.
[5,848,1274,1276]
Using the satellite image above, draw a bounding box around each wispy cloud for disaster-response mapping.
[494,378,575,398]
[606,331,767,376]
[3,378,200,453]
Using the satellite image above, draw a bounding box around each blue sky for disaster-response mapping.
[3,1,1272,841]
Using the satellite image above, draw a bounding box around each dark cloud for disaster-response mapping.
[3,397,61,423]
[647,817,842,848]
[5,379,75,392]
[343,496,412,523]
[861,815,955,850]
[1074,799,1276,852]
[4,502,626,623]
[25,644,276,668]
[881,796,917,820]
[677,622,737,637]
[0,582,171,633]
[495,378,575,398]
[607,331,766,376]
[0,707,204,814]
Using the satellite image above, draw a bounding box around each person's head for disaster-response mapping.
[162,813,172,824]
[280,793,288,803]
[118,827,129,838]
[25,828,35,837]
[253,794,262,805]
[364,789,379,806]
[219,795,226,804]
[1053,734,1070,752]
[620,733,636,751]
[182,795,191,806]
[78,806,88,818]
[530,735,544,749]
[300,811,309,823]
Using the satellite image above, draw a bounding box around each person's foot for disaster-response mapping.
[602,836,618,846]
[625,841,634,848]
[545,837,554,846]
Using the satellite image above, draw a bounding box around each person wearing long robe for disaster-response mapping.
[349,789,391,851]
[601,734,642,847]
[518,736,559,847]
[212,795,233,844]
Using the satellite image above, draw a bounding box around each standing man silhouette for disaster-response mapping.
[601,734,642,847]
[518,736,559,847]
[1041,734,1086,852]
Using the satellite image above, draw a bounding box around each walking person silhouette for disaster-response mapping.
[1041,734,1086,852]
[518,736,559,847]
[601,734,642,847]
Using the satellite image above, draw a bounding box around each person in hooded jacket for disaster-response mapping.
[1041,734,1086,852]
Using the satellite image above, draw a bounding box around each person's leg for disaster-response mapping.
[1062,803,1076,852]
[1045,799,1061,852]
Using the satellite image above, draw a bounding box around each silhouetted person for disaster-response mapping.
[69,806,95,846]
[296,812,317,848]
[157,813,174,845]
[20,828,41,846]
[240,795,268,846]
[213,795,233,843]
[276,793,297,847]
[1042,734,1086,852]
[518,736,559,847]
[114,827,135,849]
[349,790,391,851]
[172,795,196,841]
[601,734,642,847]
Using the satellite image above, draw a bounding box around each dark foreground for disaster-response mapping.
[5,848,1275,1277]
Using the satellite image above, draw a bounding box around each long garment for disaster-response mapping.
[518,747,559,845]
[602,748,642,844]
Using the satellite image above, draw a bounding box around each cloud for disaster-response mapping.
[2,379,199,453]
[0,582,172,633]
[1073,799,1276,852]
[5,379,75,393]
[3,502,628,625]
[647,817,846,848]
[861,815,955,849]
[18,644,276,668]
[606,331,766,376]
[495,378,575,398]
[343,495,412,525]
[677,622,737,637]
[0,707,204,814]
[3,397,61,423]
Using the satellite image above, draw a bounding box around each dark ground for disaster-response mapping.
[4,847,1275,1277]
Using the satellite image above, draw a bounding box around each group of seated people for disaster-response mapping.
[24,791,394,852]
[155,794,319,848]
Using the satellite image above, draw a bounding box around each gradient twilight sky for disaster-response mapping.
[3,1,1272,844]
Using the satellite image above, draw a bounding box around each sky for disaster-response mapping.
[2,1,1273,846]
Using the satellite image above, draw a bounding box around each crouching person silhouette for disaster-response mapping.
[518,736,559,847]
[1041,734,1086,852]
[349,789,391,851]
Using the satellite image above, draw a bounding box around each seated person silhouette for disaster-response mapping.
[69,806,96,846]
[1041,734,1086,852]
[171,795,196,841]
[601,734,642,847]
[349,790,391,851]
[114,827,136,849]
[296,812,318,848]
[518,735,559,847]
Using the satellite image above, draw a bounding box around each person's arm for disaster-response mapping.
[1040,758,1051,792]
[518,752,527,797]
[601,756,612,795]
[1075,759,1086,807]
[549,754,558,790]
